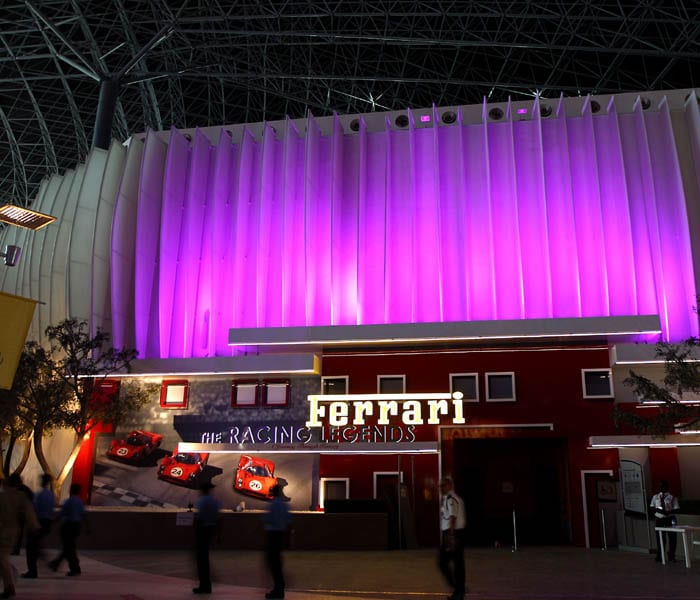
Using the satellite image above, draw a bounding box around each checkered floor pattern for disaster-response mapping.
[92,480,178,508]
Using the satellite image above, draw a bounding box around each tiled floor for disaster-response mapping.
[8,545,700,599]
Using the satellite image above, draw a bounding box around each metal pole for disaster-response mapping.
[397,454,402,549]
[600,509,608,550]
[92,77,120,150]
[512,510,518,552]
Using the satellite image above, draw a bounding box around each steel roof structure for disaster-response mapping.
[1,1,698,208]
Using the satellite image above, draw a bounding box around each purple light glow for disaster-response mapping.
[420,115,431,122]
[517,108,528,115]
[111,105,698,359]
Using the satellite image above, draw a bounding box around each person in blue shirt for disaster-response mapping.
[193,481,221,595]
[264,484,292,600]
[22,474,55,579]
[49,483,85,576]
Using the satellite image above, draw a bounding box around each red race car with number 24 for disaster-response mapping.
[106,430,163,463]
[234,455,277,499]
[158,452,209,486]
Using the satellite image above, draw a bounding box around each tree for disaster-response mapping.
[616,338,700,435]
[0,387,33,478]
[13,318,151,495]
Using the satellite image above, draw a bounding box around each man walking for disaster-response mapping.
[264,484,292,600]
[193,482,221,594]
[49,483,85,576]
[439,476,467,600]
[22,474,55,579]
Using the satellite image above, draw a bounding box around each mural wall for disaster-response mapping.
[90,376,320,511]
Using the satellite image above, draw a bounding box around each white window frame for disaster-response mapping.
[581,369,614,399]
[319,477,350,509]
[321,376,349,395]
[485,371,516,402]
[450,372,479,403]
[231,380,259,407]
[377,374,406,394]
[372,471,404,499]
[160,380,189,408]
[263,379,290,407]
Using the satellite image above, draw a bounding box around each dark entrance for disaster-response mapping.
[453,438,570,546]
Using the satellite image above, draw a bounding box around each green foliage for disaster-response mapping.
[40,317,141,436]
[3,318,149,487]
[616,338,700,435]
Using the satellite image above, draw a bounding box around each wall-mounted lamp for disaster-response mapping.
[1,245,21,267]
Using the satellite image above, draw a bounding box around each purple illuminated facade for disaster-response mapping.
[110,97,699,359]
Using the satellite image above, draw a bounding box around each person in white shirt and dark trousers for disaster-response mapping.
[439,476,467,599]
[650,480,680,563]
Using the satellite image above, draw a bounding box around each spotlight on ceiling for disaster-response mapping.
[0,245,21,267]
[394,114,409,128]
[441,111,457,124]
[488,107,504,121]
[0,204,56,230]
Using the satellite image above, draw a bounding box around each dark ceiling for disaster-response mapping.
[1,1,698,207]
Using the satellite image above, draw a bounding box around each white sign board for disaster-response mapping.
[620,459,646,514]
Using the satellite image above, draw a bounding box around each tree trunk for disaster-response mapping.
[34,426,85,499]
[54,434,85,497]
[33,425,54,479]
[3,435,16,475]
[12,432,33,476]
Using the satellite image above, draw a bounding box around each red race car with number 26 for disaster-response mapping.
[106,430,163,463]
[234,455,278,499]
[158,451,209,486]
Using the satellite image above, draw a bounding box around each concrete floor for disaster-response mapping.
[8,545,700,599]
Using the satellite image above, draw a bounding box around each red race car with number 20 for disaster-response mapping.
[106,430,163,463]
[158,451,209,486]
[234,455,277,499]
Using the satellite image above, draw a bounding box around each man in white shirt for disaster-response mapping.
[650,480,680,562]
[439,476,467,599]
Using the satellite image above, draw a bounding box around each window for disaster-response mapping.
[160,380,189,408]
[322,376,348,395]
[485,372,516,402]
[450,373,479,403]
[90,378,120,407]
[582,369,614,399]
[378,375,405,394]
[231,380,259,407]
[263,380,290,407]
[319,478,349,509]
[373,471,404,499]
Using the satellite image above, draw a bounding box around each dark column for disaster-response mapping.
[92,77,120,150]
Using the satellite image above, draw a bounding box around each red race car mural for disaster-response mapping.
[106,430,163,463]
[234,455,277,499]
[158,451,209,486]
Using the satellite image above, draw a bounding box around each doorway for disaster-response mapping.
[453,438,570,546]
[374,471,404,548]
[582,470,615,549]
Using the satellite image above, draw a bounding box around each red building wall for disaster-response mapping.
[319,344,619,547]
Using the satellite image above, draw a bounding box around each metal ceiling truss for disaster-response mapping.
[0,0,697,206]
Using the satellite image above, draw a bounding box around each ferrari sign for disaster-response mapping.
[0,292,37,389]
[306,392,466,428]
